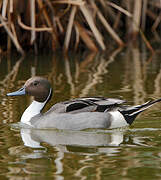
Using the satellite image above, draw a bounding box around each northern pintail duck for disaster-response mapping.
[7,76,161,130]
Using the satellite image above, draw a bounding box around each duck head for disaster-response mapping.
[7,77,52,102]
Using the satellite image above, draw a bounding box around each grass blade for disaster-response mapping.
[79,4,105,50]
[0,15,24,55]
[64,6,77,52]
[30,0,36,44]
[75,21,98,51]
[90,0,124,46]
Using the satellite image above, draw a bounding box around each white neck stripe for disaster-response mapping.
[20,88,52,125]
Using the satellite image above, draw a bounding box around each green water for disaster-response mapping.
[0,47,161,179]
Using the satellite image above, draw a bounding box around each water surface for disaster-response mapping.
[0,47,161,179]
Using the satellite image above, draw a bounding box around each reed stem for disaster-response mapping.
[0,0,160,54]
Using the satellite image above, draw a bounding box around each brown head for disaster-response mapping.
[7,77,52,102]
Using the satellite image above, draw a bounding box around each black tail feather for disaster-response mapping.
[120,98,161,125]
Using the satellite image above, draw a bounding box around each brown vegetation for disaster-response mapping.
[0,0,160,55]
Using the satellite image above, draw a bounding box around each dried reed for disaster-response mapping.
[0,0,160,55]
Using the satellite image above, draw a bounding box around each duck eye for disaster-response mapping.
[33,81,39,86]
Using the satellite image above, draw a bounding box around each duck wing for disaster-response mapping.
[82,97,126,112]
[46,97,126,114]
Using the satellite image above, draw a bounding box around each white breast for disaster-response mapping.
[21,88,52,126]
[21,100,46,126]
[109,111,128,129]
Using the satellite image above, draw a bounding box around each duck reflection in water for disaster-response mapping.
[19,127,125,154]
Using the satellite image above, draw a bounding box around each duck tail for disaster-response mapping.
[119,98,161,125]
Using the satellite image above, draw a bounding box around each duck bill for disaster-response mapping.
[7,87,26,96]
